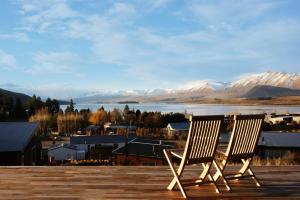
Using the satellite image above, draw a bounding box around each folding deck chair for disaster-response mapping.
[213,114,265,192]
[163,115,224,199]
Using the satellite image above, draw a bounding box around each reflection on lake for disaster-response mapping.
[60,103,300,115]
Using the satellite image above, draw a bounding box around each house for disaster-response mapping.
[265,114,300,125]
[267,115,293,124]
[0,122,41,165]
[292,116,300,124]
[113,138,176,166]
[104,122,136,135]
[86,124,103,136]
[48,144,85,163]
[257,132,300,159]
[166,122,190,139]
[70,135,134,160]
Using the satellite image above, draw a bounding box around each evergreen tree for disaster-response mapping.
[45,98,59,113]
[28,95,44,115]
[65,99,75,113]
[11,98,27,120]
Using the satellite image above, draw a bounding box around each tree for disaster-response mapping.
[65,99,75,113]
[57,112,83,134]
[45,98,59,114]
[123,104,130,116]
[89,109,107,125]
[28,95,44,115]
[29,107,52,135]
[110,108,122,123]
[161,112,187,126]
[10,98,27,120]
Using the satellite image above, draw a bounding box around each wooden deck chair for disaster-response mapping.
[213,114,265,192]
[163,115,224,199]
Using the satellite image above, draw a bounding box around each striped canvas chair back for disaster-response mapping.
[183,115,224,165]
[226,114,265,160]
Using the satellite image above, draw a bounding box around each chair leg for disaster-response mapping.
[164,150,188,199]
[248,167,261,187]
[207,173,220,193]
[167,160,185,191]
[239,159,251,175]
[240,158,261,187]
[213,160,232,192]
[199,163,220,193]
[199,163,210,179]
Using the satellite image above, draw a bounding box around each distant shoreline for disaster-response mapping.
[179,96,300,106]
[117,101,139,104]
[68,96,300,107]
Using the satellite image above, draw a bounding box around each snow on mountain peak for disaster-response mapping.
[229,72,300,89]
[74,71,300,102]
[179,80,226,91]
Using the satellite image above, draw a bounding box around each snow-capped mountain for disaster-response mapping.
[73,72,300,103]
[229,72,300,90]
[124,89,176,96]
[178,80,228,92]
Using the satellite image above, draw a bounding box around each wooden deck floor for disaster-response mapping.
[0,166,300,199]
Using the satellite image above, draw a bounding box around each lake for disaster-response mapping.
[60,103,300,115]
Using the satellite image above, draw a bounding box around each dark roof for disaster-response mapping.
[48,144,78,151]
[86,125,102,131]
[113,138,176,158]
[258,132,300,148]
[0,122,39,152]
[70,135,134,145]
[106,125,136,130]
[167,122,190,131]
[132,138,176,146]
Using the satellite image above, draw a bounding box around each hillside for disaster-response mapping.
[244,85,300,99]
[0,88,31,104]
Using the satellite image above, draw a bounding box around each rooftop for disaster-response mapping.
[167,122,190,131]
[0,166,299,199]
[48,144,78,151]
[0,122,39,152]
[70,135,135,145]
[258,132,300,148]
[113,138,176,158]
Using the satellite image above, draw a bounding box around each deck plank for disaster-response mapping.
[0,166,300,199]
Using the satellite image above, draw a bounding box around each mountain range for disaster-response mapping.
[74,72,300,103]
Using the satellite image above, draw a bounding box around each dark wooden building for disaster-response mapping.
[257,131,300,159]
[113,138,176,166]
[0,122,41,165]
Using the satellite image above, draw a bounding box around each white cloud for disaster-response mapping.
[0,82,92,99]
[16,0,78,32]
[107,2,135,17]
[29,51,83,75]
[148,0,174,9]
[0,32,30,42]
[26,84,91,99]
[65,14,138,64]
[0,50,17,69]
[9,0,300,87]
[187,0,284,24]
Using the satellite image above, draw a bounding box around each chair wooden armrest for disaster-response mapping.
[165,148,184,159]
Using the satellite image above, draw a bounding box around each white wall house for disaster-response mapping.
[266,115,293,124]
[48,144,85,161]
[293,116,300,123]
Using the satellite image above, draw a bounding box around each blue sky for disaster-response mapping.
[0,0,300,99]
